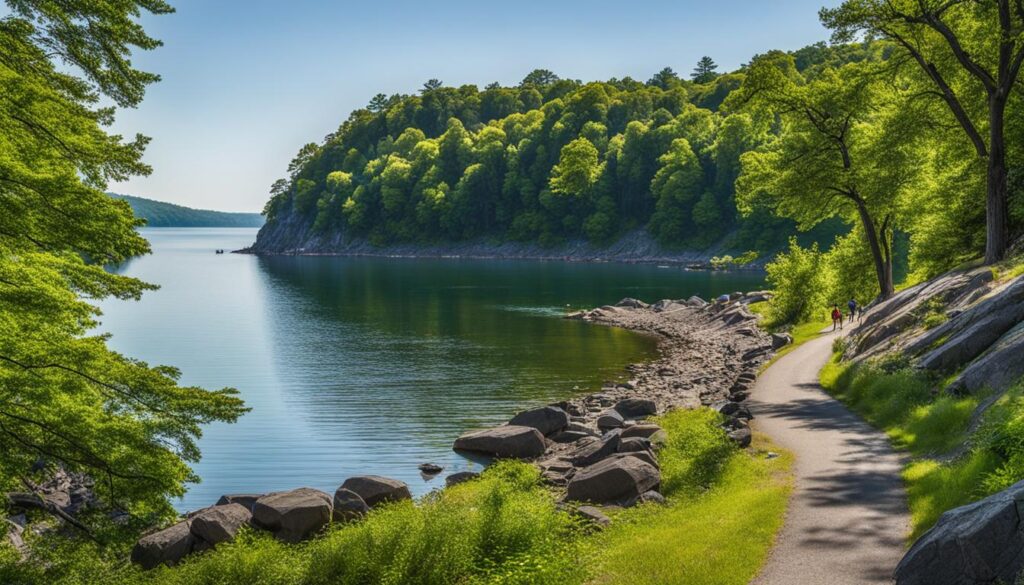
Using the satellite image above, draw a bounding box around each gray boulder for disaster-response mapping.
[566,456,661,504]
[613,398,657,419]
[617,437,652,453]
[190,503,251,547]
[339,476,411,508]
[616,297,649,309]
[727,426,752,448]
[597,409,625,431]
[551,430,593,443]
[569,431,622,467]
[509,406,569,436]
[131,521,194,570]
[444,471,479,487]
[454,425,547,459]
[947,322,1024,395]
[894,479,1024,585]
[574,505,611,528]
[332,488,370,522]
[770,333,792,350]
[621,424,663,440]
[251,488,332,543]
[687,295,708,307]
[215,494,263,511]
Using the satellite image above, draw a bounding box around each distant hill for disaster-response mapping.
[109,193,264,228]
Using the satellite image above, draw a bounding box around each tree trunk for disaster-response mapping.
[855,202,896,300]
[985,94,1010,264]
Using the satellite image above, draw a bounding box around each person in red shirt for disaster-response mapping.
[831,305,844,331]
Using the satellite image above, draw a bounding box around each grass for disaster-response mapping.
[747,300,829,367]
[2,409,793,585]
[820,355,1024,541]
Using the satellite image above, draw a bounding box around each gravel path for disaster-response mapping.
[748,330,909,585]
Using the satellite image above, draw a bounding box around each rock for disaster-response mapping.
[770,333,792,350]
[4,519,24,554]
[566,456,661,504]
[332,488,369,522]
[251,488,332,543]
[626,490,667,507]
[189,503,252,547]
[551,430,593,444]
[947,321,1024,395]
[612,398,657,419]
[574,505,611,528]
[508,406,570,436]
[616,297,649,309]
[445,471,479,487]
[340,476,412,508]
[737,372,756,383]
[715,401,753,420]
[730,291,744,300]
[453,425,547,459]
[727,426,752,448]
[569,430,622,467]
[716,294,731,303]
[418,463,443,474]
[894,479,1024,585]
[729,391,750,402]
[621,424,663,440]
[687,295,708,307]
[597,409,625,431]
[617,437,652,453]
[131,521,195,570]
[215,494,264,511]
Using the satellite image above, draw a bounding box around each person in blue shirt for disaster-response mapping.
[848,299,858,322]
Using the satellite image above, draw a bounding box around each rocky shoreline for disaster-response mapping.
[10,291,784,570]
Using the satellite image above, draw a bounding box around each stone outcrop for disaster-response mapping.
[339,476,411,508]
[332,488,370,522]
[189,503,251,546]
[508,406,570,436]
[946,321,1024,395]
[131,520,195,570]
[565,455,661,504]
[453,425,547,459]
[251,488,332,543]
[894,479,1024,585]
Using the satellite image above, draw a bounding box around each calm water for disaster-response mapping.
[100,228,764,511]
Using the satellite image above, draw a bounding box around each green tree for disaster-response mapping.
[421,78,443,93]
[0,0,246,525]
[368,93,389,112]
[822,0,1024,263]
[521,69,560,87]
[648,67,680,89]
[692,56,719,83]
[733,55,921,299]
[549,138,601,197]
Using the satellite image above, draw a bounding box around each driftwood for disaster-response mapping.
[5,491,96,540]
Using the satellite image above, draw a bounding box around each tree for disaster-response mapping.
[550,138,601,197]
[648,67,680,89]
[421,78,443,93]
[521,69,560,87]
[368,93,389,112]
[0,0,247,525]
[692,56,719,83]
[822,0,1024,263]
[733,54,923,299]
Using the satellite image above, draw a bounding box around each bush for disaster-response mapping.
[763,238,826,326]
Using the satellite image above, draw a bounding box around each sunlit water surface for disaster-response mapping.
[99,228,763,511]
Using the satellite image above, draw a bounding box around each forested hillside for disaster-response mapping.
[110,193,264,227]
[256,47,875,256]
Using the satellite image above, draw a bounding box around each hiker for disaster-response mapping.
[848,298,858,322]
[831,304,843,331]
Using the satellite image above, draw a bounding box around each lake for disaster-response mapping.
[100,228,764,511]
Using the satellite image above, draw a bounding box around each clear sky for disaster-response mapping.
[109,0,839,212]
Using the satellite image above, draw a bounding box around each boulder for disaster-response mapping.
[453,425,547,459]
[946,321,1024,395]
[613,398,657,419]
[894,479,1024,585]
[770,333,792,350]
[251,488,332,543]
[339,476,411,508]
[215,494,263,511]
[4,519,24,553]
[551,430,593,444]
[597,409,625,431]
[617,437,652,453]
[687,295,708,307]
[445,471,480,487]
[569,430,622,467]
[616,297,649,309]
[418,463,443,474]
[332,488,370,522]
[566,456,661,504]
[727,426,752,448]
[131,521,194,570]
[621,424,662,440]
[190,503,251,547]
[715,401,753,420]
[509,406,569,436]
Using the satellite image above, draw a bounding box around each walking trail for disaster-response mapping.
[748,329,910,585]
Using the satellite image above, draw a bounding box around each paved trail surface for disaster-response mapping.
[749,330,909,585]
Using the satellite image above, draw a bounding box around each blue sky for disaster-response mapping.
[109,0,839,212]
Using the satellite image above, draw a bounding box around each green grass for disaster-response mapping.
[2,409,793,585]
[592,429,792,585]
[820,356,1024,541]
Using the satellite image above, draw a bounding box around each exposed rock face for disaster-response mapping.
[131,521,195,570]
[894,479,1024,585]
[332,488,370,522]
[189,503,252,546]
[565,456,661,504]
[453,425,547,459]
[508,406,570,436]
[947,321,1024,395]
[251,488,332,543]
[339,476,411,508]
